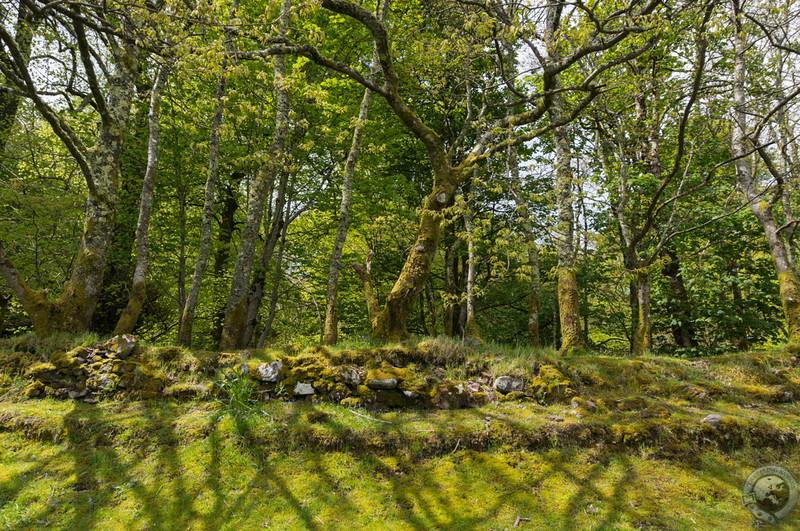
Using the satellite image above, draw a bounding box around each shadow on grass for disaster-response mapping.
[0,397,796,530]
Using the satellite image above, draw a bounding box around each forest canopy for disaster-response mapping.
[1,0,799,355]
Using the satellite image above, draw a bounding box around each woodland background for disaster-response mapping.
[1,0,799,356]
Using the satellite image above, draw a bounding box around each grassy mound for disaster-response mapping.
[0,337,798,529]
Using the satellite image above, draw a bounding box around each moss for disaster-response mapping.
[163,383,212,401]
[528,365,575,403]
[23,381,46,398]
[306,410,332,423]
[365,364,412,382]
[615,397,647,411]
[469,391,490,406]
[356,385,375,401]
[340,397,361,408]
[497,391,526,402]
[25,362,57,378]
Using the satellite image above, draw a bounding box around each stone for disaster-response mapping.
[293,382,315,395]
[367,378,398,390]
[432,382,470,409]
[68,389,87,399]
[493,375,525,394]
[546,415,565,422]
[339,366,361,386]
[108,334,138,359]
[257,361,283,383]
[701,413,724,429]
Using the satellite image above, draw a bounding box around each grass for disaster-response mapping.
[0,337,799,529]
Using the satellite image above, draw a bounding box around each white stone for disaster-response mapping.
[293,382,315,395]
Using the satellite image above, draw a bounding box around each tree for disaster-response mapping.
[0,0,144,335]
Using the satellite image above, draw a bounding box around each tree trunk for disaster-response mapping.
[508,145,541,347]
[443,236,461,338]
[662,250,698,348]
[372,174,459,342]
[0,39,139,336]
[352,251,380,331]
[114,65,170,335]
[241,171,289,347]
[731,2,800,344]
[220,0,292,349]
[462,200,480,341]
[256,204,291,348]
[322,0,386,345]
[631,270,652,355]
[178,4,239,347]
[547,2,585,355]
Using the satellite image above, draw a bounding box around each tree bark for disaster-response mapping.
[731,1,800,344]
[546,1,585,354]
[662,249,698,348]
[114,64,170,335]
[220,0,292,349]
[178,3,239,347]
[352,251,380,331]
[462,198,480,341]
[372,173,460,342]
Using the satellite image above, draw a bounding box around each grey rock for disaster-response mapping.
[293,382,315,395]
[493,375,525,394]
[402,390,421,399]
[257,361,283,383]
[109,334,138,359]
[339,367,361,386]
[701,413,724,429]
[367,378,398,390]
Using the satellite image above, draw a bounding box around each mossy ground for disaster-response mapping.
[0,336,799,529]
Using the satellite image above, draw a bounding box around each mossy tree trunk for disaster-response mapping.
[114,65,170,335]
[352,251,381,331]
[0,14,139,336]
[731,2,800,345]
[546,1,586,355]
[372,174,460,342]
[220,0,291,349]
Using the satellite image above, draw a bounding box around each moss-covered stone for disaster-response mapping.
[497,391,526,402]
[528,365,575,403]
[23,381,46,398]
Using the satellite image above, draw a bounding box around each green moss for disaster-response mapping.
[365,364,412,382]
[528,365,575,403]
[340,397,362,408]
[498,391,526,402]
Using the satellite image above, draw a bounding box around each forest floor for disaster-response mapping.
[0,336,798,530]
